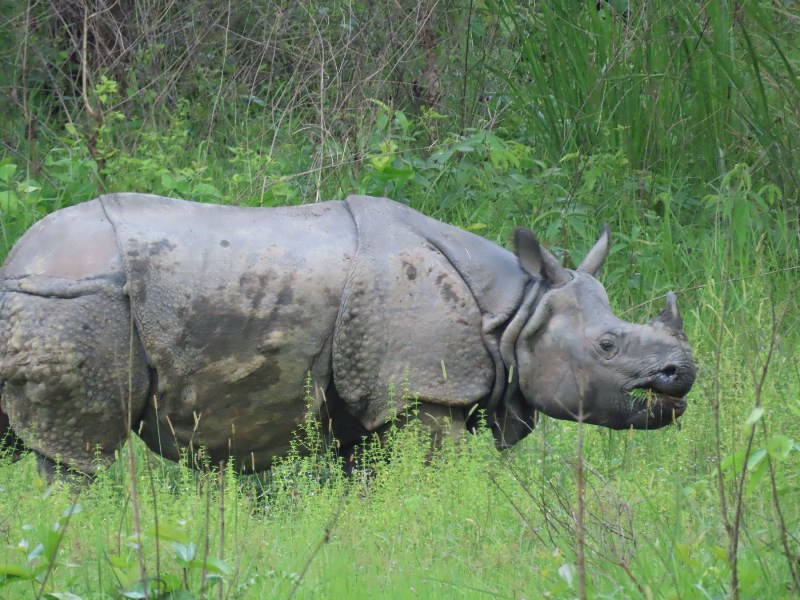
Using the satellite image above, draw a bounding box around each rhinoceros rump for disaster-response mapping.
[0,194,695,475]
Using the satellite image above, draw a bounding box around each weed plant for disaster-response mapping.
[0,0,798,598]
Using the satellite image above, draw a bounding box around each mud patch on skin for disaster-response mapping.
[125,249,148,304]
[435,272,463,305]
[276,286,293,306]
[440,281,460,304]
[197,354,276,385]
[148,239,177,256]
[403,261,418,281]
[239,273,272,311]
[181,276,299,369]
[323,286,341,309]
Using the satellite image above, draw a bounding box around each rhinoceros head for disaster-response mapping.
[509,227,695,429]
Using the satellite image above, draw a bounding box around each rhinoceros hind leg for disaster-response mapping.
[34,450,94,486]
[0,289,150,476]
[0,403,27,461]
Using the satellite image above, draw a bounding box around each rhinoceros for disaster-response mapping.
[0,194,695,475]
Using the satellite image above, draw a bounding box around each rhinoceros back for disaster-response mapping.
[100,194,356,466]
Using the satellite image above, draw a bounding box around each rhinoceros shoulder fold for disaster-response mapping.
[337,196,528,429]
[343,196,529,325]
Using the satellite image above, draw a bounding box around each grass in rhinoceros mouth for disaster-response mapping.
[627,387,656,405]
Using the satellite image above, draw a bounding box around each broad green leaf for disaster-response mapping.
[16,182,40,194]
[747,455,770,495]
[199,555,230,575]
[161,173,177,190]
[27,543,45,562]
[674,543,692,565]
[746,447,767,471]
[107,554,134,569]
[557,563,574,586]
[429,147,456,164]
[61,504,81,520]
[394,111,410,132]
[193,182,222,201]
[246,94,266,107]
[107,554,141,589]
[720,448,747,474]
[150,523,190,545]
[454,142,478,153]
[379,165,414,179]
[466,223,487,232]
[0,191,20,213]
[767,435,793,460]
[157,573,184,593]
[0,563,33,583]
[711,546,728,562]
[0,163,16,184]
[743,407,765,428]
[172,541,196,563]
[163,590,195,600]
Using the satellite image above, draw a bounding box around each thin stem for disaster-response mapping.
[461,0,474,135]
[576,403,586,600]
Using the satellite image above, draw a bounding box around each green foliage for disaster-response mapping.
[483,0,800,201]
[105,519,231,599]
[0,503,80,598]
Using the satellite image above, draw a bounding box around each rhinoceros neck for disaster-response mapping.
[497,280,545,367]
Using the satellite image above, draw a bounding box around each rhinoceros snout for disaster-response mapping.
[650,361,695,399]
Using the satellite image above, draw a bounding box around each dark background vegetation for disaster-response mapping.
[0,1,798,598]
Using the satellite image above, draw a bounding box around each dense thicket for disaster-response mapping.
[1,1,799,204]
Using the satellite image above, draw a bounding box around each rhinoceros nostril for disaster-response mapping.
[650,363,695,398]
[660,365,677,379]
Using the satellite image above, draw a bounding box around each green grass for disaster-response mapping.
[0,213,797,598]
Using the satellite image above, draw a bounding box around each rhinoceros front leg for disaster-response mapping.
[412,403,468,444]
[0,288,150,476]
[372,403,468,456]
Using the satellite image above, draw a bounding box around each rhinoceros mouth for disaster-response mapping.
[625,387,687,426]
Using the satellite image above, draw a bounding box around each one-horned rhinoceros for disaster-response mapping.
[0,194,695,475]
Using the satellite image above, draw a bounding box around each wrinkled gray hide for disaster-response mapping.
[0,194,695,475]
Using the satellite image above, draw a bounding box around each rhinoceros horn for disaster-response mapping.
[650,291,684,332]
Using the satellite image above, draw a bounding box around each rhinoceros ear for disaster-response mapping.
[577,224,610,276]
[513,228,569,285]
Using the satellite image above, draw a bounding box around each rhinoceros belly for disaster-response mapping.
[101,194,356,468]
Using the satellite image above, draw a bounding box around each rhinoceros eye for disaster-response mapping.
[598,339,618,355]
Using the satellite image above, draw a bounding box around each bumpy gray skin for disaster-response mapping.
[0,194,695,475]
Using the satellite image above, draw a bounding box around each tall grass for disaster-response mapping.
[487,0,800,199]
